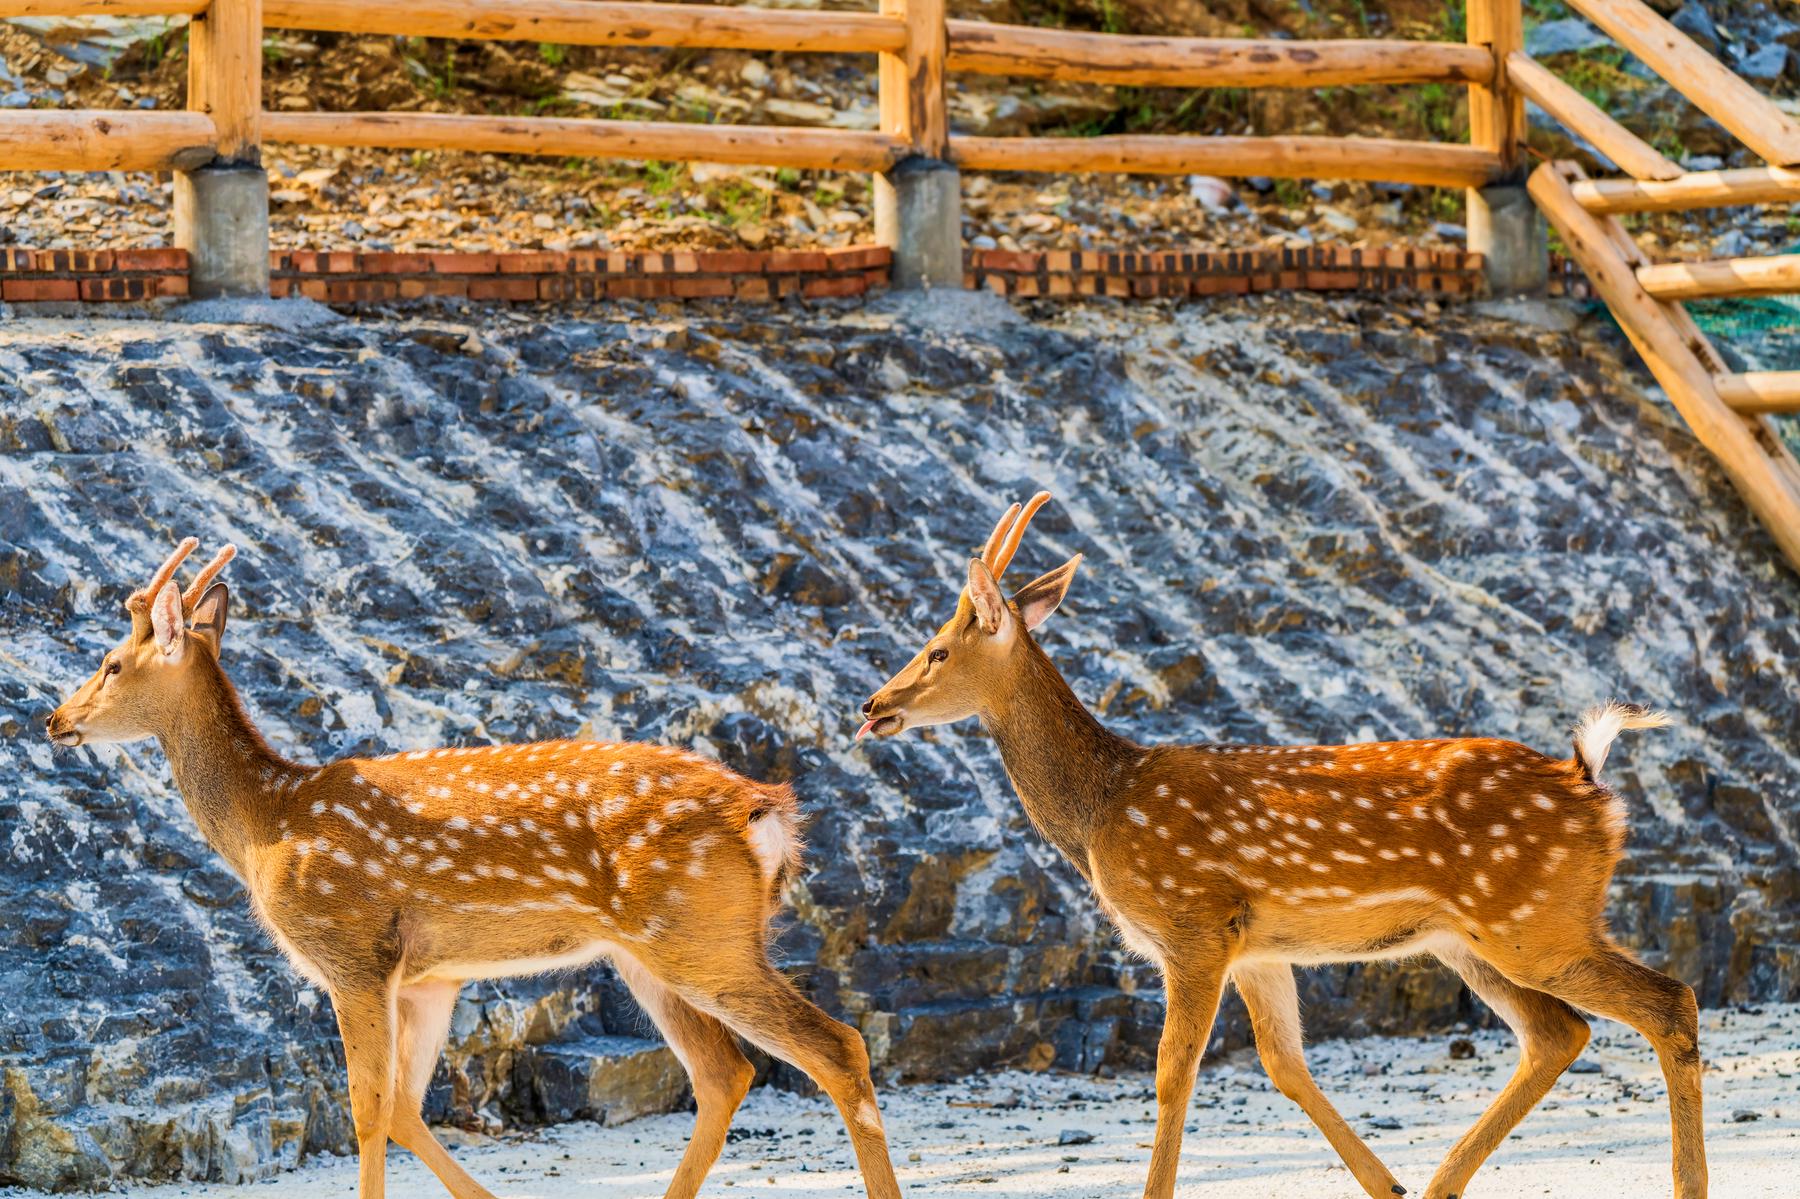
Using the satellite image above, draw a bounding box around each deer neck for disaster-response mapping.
[982,637,1137,872]
[158,659,301,878]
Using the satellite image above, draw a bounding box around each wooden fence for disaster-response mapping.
[1,0,1798,563]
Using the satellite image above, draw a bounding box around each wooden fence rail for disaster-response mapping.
[260,0,907,53]
[942,23,1493,89]
[261,111,908,170]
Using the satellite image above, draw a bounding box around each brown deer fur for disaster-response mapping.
[859,493,1705,1199]
[48,538,903,1199]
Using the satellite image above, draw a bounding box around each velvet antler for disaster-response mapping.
[983,491,1052,583]
[181,543,237,611]
[126,537,198,614]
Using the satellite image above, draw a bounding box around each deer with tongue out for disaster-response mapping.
[47,537,905,1199]
[858,491,1705,1199]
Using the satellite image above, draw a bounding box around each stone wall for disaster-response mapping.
[1,291,1795,1188]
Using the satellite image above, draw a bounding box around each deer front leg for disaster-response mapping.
[1233,961,1406,1198]
[387,980,499,1199]
[1143,954,1228,1199]
[331,978,401,1199]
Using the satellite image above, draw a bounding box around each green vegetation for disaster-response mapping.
[1557,45,1638,110]
[1406,82,1461,143]
[538,44,567,67]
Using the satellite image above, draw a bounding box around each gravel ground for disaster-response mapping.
[120,1002,1798,1199]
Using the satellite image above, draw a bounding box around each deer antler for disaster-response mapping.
[182,543,237,611]
[979,502,1023,568]
[126,537,199,614]
[986,491,1052,583]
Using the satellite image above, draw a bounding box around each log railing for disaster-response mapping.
[2,0,1508,253]
[1512,0,1800,571]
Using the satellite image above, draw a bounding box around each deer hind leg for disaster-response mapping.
[1232,961,1405,1199]
[1422,946,1590,1199]
[330,979,401,1199]
[691,962,902,1199]
[613,952,756,1199]
[1526,941,1708,1199]
[385,980,499,1199]
[1143,954,1229,1199]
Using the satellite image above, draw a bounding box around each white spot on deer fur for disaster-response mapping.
[363,859,384,878]
[316,877,335,894]
[446,815,469,830]
[310,800,326,816]
[330,849,355,866]
[1126,807,1148,827]
[1459,843,1473,857]
[1331,850,1367,864]
[1474,872,1491,894]
[1489,824,1508,838]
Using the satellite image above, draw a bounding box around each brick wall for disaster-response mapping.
[964,245,1486,298]
[0,248,189,303]
[268,247,890,303]
[0,242,1509,307]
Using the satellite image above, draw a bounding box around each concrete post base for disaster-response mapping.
[1468,183,1548,297]
[174,163,270,299]
[875,157,963,291]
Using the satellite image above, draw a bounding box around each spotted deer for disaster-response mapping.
[858,492,1705,1199]
[47,538,903,1199]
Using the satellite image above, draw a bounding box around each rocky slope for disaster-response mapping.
[1,291,1796,1188]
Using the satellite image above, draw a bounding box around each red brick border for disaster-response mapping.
[267,245,890,303]
[0,242,1508,307]
[964,245,1486,298]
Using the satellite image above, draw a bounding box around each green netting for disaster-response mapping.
[1687,285,1800,458]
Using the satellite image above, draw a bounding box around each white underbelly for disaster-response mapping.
[1241,929,1464,968]
[416,940,616,983]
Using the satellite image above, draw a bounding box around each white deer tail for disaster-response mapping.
[1572,701,1669,782]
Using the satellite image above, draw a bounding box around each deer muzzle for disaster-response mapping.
[45,710,82,748]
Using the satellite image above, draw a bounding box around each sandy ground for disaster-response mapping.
[127,1004,1796,1199]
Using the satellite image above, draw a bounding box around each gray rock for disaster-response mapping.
[1567,1058,1604,1074]
[1526,18,1610,58]
[1057,1129,1096,1145]
[1670,3,1720,54]
[1736,43,1795,84]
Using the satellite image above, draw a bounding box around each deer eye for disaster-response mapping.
[928,648,949,665]
[103,659,121,678]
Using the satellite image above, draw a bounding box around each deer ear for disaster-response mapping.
[149,580,185,658]
[967,558,1008,635]
[189,582,229,652]
[1012,554,1082,631]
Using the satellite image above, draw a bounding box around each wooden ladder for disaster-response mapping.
[1506,0,1800,571]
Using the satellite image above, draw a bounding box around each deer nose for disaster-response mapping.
[860,698,874,717]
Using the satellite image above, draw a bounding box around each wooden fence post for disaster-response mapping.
[175,0,270,298]
[1465,0,1546,294]
[876,0,961,289]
